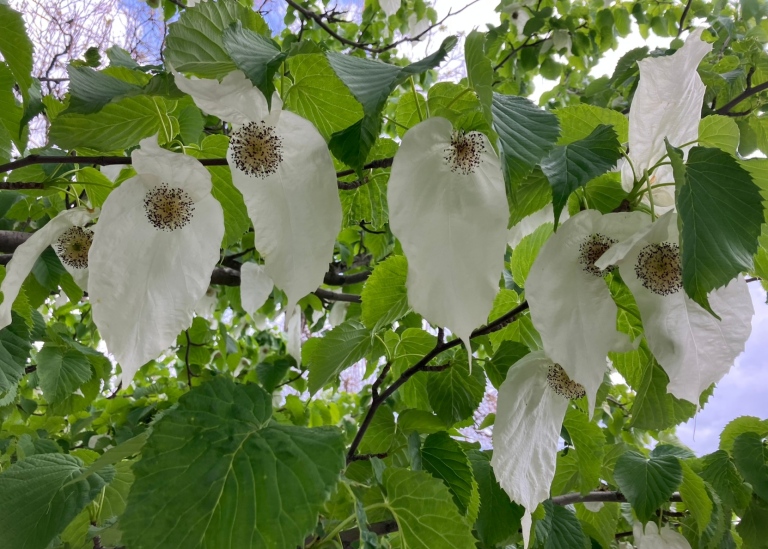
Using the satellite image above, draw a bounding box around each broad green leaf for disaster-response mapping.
[121,377,345,549]
[469,450,524,547]
[427,82,485,130]
[675,146,763,312]
[487,289,525,351]
[426,359,485,425]
[0,62,25,149]
[575,502,619,549]
[492,93,560,184]
[485,340,530,389]
[65,66,142,114]
[0,122,11,165]
[285,54,363,139]
[395,91,426,137]
[542,124,622,225]
[700,450,751,513]
[563,406,606,494]
[555,104,629,145]
[339,138,395,229]
[76,167,115,209]
[0,454,114,549]
[358,404,396,455]
[304,321,373,394]
[0,313,31,398]
[720,416,768,453]
[222,23,285,101]
[733,432,768,503]
[679,461,713,534]
[421,431,480,521]
[614,450,683,522]
[78,432,149,481]
[391,328,437,411]
[0,5,33,104]
[49,95,177,151]
[398,409,447,434]
[465,31,493,125]
[510,222,552,287]
[361,255,410,331]
[537,500,589,549]
[382,467,477,549]
[188,134,250,247]
[36,344,92,404]
[584,172,628,213]
[508,168,553,226]
[737,497,768,548]
[699,115,740,154]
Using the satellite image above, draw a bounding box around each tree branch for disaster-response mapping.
[715,80,768,115]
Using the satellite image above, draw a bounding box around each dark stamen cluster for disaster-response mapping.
[55,226,93,269]
[635,242,682,295]
[230,121,283,178]
[546,363,586,400]
[143,184,195,231]
[444,131,485,175]
[578,233,618,277]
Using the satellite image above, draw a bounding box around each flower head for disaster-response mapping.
[596,212,753,403]
[88,136,224,386]
[526,210,651,413]
[174,70,342,316]
[0,207,97,330]
[387,117,508,360]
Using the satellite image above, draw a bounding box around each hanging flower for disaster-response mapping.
[387,117,509,359]
[595,212,753,403]
[174,70,342,315]
[632,522,692,549]
[622,29,711,208]
[380,0,401,17]
[501,3,532,37]
[491,351,586,548]
[526,210,651,411]
[240,262,274,316]
[88,136,224,386]
[0,207,97,330]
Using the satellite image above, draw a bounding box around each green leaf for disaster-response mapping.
[465,31,493,125]
[188,134,250,247]
[679,461,713,534]
[575,502,619,549]
[541,124,622,225]
[613,450,683,522]
[76,167,115,209]
[733,432,768,503]
[511,222,552,287]
[555,104,629,145]
[720,416,768,453]
[395,91,426,137]
[358,404,396,455]
[421,431,480,521]
[391,329,436,411]
[485,340,530,389]
[737,497,768,549]
[304,321,373,394]
[65,66,142,114]
[121,377,345,549]
[538,500,589,549]
[339,138,395,229]
[469,450,524,547]
[675,146,764,313]
[426,359,485,425]
[0,5,33,104]
[700,450,751,513]
[563,406,606,494]
[0,454,114,549]
[382,467,477,549]
[507,168,553,226]
[0,62,25,149]
[699,115,740,154]
[361,255,410,332]
[222,23,285,101]
[492,93,560,184]
[0,313,31,398]
[49,95,177,151]
[584,173,628,214]
[36,344,92,404]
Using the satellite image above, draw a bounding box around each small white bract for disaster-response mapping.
[240,262,274,316]
[632,522,692,549]
[88,136,224,386]
[379,0,401,17]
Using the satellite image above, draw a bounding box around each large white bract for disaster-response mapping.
[0,207,97,330]
[388,117,508,359]
[632,522,692,549]
[622,28,712,208]
[526,210,650,413]
[88,136,224,386]
[240,262,274,316]
[491,351,586,548]
[174,70,342,316]
[596,212,753,403]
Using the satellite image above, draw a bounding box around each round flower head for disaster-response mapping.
[633,522,692,549]
[526,210,651,414]
[0,207,97,330]
[174,70,342,316]
[387,117,509,361]
[596,211,753,404]
[622,29,711,209]
[88,136,224,386]
[491,351,585,548]
[240,262,274,316]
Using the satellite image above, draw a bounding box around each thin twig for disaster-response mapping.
[715,80,768,115]
[677,0,693,37]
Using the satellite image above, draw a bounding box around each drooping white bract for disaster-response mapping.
[526,210,651,413]
[380,0,401,17]
[0,207,97,330]
[508,204,569,248]
[88,136,224,386]
[286,305,302,367]
[240,262,274,316]
[595,212,753,404]
[622,29,711,208]
[491,351,586,548]
[174,70,342,314]
[633,523,692,549]
[388,117,509,359]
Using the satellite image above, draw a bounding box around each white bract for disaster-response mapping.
[380,0,401,17]
[0,207,97,330]
[174,70,342,315]
[388,117,508,359]
[88,136,224,386]
[527,210,650,412]
[622,29,711,208]
[286,305,302,367]
[240,262,274,315]
[508,204,568,249]
[491,351,586,548]
[502,3,531,37]
[633,523,692,549]
[596,212,753,403]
